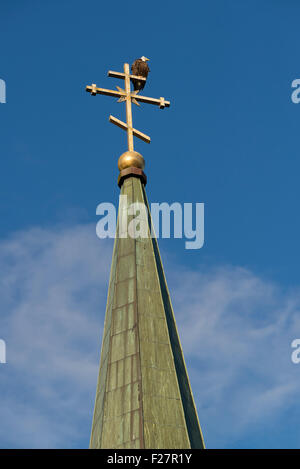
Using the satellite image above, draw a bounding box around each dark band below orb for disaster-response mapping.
[118,167,147,188]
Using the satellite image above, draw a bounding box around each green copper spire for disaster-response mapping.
[86,60,205,449]
[89,176,205,449]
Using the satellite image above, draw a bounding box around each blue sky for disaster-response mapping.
[0,0,300,448]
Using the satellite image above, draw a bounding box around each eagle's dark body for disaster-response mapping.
[131,58,150,91]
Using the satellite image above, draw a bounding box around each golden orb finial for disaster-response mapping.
[118,150,145,171]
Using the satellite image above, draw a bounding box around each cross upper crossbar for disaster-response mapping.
[86,62,170,151]
[108,70,147,82]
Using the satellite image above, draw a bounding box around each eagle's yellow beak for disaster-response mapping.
[144,57,150,61]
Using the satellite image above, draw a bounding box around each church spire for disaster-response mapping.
[86,61,205,449]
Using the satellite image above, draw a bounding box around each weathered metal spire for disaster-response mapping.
[86,61,205,449]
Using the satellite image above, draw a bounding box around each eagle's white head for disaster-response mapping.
[140,56,150,62]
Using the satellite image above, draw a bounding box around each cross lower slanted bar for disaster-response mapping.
[86,62,170,151]
[109,115,151,144]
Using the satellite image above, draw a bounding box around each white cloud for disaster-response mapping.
[0,225,299,448]
[167,265,300,447]
[0,224,113,448]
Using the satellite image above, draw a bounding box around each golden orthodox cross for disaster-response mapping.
[86,63,170,152]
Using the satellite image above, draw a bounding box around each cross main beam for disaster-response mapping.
[86,84,125,98]
[85,84,170,109]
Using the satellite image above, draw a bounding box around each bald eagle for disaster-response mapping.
[131,56,150,91]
